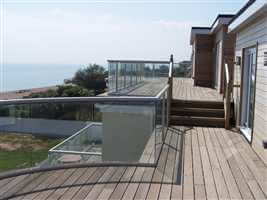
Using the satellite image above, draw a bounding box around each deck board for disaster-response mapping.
[57,167,98,200]
[205,128,230,199]
[145,131,173,200]
[216,128,255,199]
[191,128,206,200]
[34,169,77,200]
[209,128,242,199]
[71,167,108,200]
[170,127,183,200]
[46,168,89,200]
[182,129,194,200]
[96,167,127,200]
[3,78,267,200]
[158,129,178,199]
[172,78,222,101]
[2,127,267,200]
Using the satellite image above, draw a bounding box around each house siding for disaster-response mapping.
[214,25,235,94]
[233,14,267,165]
[193,34,213,87]
[214,28,224,92]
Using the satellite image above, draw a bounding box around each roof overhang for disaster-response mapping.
[210,14,235,34]
[190,27,211,45]
[229,1,267,34]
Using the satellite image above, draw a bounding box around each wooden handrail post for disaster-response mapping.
[168,54,173,100]
[224,62,233,130]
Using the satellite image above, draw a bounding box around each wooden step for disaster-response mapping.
[170,116,225,127]
[171,108,224,118]
[171,99,224,109]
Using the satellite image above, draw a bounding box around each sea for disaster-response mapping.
[1,64,96,92]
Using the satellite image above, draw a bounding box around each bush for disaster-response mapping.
[71,64,107,95]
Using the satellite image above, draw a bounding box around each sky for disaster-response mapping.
[0,0,248,66]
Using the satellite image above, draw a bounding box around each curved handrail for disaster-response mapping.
[0,85,171,106]
[0,96,159,106]
[0,161,155,181]
[156,85,170,98]
[225,63,230,84]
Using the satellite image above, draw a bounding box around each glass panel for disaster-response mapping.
[0,99,159,172]
[240,47,257,142]
[108,61,169,96]
[154,89,168,162]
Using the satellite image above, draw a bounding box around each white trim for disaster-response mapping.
[240,127,252,142]
[229,1,267,33]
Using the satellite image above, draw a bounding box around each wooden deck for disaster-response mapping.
[172,78,223,101]
[1,126,266,200]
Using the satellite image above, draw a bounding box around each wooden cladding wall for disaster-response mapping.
[192,25,235,93]
[264,52,267,66]
[233,14,267,165]
[193,34,213,87]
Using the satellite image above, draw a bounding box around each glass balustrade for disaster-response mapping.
[0,87,169,172]
[108,60,170,96]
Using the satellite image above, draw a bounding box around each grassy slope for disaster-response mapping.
[0,133,61,172]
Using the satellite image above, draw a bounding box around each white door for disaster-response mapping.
[240,47,257,142]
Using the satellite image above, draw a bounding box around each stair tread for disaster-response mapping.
[171,116,225,120]
[171,99,224,104]
[170,115,225,127]
[171,107,224,112]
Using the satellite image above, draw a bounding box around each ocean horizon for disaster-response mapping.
[1,63,106,92]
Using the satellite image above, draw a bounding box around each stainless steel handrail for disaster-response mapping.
[156,85,170,99]
[0,96,157,105]
[0,85,170,106]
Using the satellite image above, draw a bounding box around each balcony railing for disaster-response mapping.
[0,85,169,174]
[107,59,171,96]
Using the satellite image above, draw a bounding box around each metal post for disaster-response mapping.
[124,64,126,89]
[115,63,118,92]
[162,93,165,142]
[130,64,133,86]
[137,64,139,84]
[152,64,155,79]
[168,54,174,100]
[167,89,169,127]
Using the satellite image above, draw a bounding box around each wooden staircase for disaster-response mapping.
[170,99,226,127]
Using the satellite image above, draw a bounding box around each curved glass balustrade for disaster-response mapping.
[0,86,169,173]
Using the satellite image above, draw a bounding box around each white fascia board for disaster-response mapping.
[229,1,267,33]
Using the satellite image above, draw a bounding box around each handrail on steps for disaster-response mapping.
[224,62,233,130]
[167,54,174,126]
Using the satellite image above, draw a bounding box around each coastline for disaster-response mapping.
[0,86,58,100]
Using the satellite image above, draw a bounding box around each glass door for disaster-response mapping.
[240,47,257,142]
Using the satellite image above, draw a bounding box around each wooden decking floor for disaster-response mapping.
[172,78,223,101]
[1,127,266,200]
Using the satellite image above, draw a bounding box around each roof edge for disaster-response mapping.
[211,14,235,28]
[228,0,256,25]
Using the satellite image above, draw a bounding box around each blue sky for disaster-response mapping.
[1,0,247,65]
